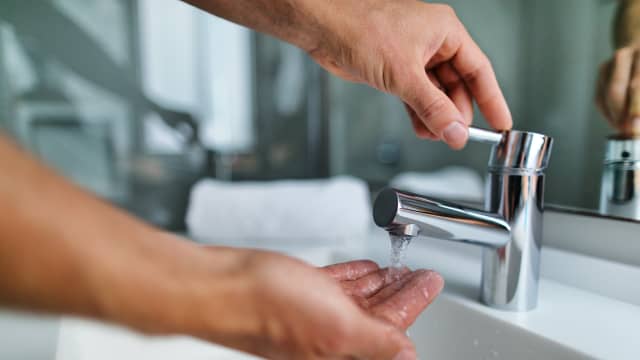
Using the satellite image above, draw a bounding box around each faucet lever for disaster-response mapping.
[468,126,503,145]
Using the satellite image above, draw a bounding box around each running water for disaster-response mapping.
[388,233,414,339]
[388,234,412,281]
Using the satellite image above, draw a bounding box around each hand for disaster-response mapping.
[596,45,640,136]
[184,0,512,148]
[322,260,443,331]
[172,250,443,360]
[308,0,512,148]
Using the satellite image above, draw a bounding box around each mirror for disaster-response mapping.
[1,0,639,225]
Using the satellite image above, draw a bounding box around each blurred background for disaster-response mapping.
[0,0,619,232]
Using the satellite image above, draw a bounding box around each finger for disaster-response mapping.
[322,260,379,281]
[400,69,469,149]
[427,70,444,90]
[624,49,640,135]
[449,32,512,131]
[405,70,459,142]
[435,62,474,125]
[404,103,439,140]
[366,270,421,307]
[429,67,473,125]
[344,317,416,360]
[384,265,412,284]
[341,267,411,299]
[369,270,444,330]
[596,61,614,123]
[607,48,634,122]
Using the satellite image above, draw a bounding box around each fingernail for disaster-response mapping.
[393,349,416,360]
[442,121,468,147]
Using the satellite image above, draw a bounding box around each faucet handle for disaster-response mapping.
[466,126,554,173]
[468,126,504,145]
[489,130,553,173]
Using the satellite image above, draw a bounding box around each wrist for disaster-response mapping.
[90,233,261,341]
[85,230,201,333]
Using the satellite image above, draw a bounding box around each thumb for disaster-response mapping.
[346,316,416,360]
[401,74,468,149]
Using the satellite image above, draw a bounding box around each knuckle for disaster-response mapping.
[378,60,411,94]
[614,47,632,65]
[416,96,449,122]
[614,48,628,60]
[607,84,627,102]
[372,307,405,328]
[461,57,491,84]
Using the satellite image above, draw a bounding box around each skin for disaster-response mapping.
[0,0,512,358]
[596,0,640,136]
[184,0,513,148]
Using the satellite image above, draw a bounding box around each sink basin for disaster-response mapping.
[411,289,588,359]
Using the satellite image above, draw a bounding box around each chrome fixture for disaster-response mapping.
[600,136,640,220]
[374,127,553,311]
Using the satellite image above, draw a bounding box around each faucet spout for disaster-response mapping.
[374,188,510,248]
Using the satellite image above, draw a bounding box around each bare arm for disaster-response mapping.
[182,0,324,52]
[0,134,221,330]
[185,0,512,149]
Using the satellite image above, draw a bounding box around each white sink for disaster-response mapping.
[411,294,587,360]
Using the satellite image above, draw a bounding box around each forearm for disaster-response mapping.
[181,0,367,54]
[0,134,245,336]
[615,0,640,48]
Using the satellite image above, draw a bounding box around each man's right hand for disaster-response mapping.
[307,1,513,149]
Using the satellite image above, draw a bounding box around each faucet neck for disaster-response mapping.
[373,189,511,248]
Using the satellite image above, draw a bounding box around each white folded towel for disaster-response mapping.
[186,176,371,247]
[390,167,484,202]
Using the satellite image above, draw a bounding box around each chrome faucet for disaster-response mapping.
[373,128,553,311]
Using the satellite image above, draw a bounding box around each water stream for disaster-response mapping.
[388,234,412,281]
